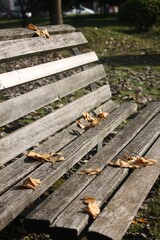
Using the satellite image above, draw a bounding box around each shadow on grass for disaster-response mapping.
[101,53,160,67]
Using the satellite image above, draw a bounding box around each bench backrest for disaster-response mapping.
[0,24,111,165]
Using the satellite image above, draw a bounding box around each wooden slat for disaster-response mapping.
[0,32,87,60]
[0,64,106,126]
[0,100,118,195]
[0,52,98,90]
[0,24,75,40]
[25,102,160,230]
[0,85,111,165]
[51,112,160,239]
[0,102,136,231]
[88,137,160,240]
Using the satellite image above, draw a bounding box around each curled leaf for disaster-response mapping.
[27,151,65,164]
[83,196,96,204]
[109,155,158,169]
[83,112,95,122]
[86,202,100,219]
[97,109,109,119]
[21,177,41,190]
[27,23,50,38]
[79,168,102,175]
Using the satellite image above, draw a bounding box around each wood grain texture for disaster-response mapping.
[0,102,136,231]
[0,24,75,40]
[51,112,160,239]
[0,85,111,165]
[88,136,160,240]
[0,52,98,89]
[25,102,159,230]
[0,64,106,126]
[0,32,87,60]
[0,100,118,195]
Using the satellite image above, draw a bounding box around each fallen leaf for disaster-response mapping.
[76,118,100,129]
[83,196,96,204]
[27,23,50,38]
[27,151,65,163]
[109,155,158,169]
[21,177,41,190]
[132,218,148,224]
[79,168,102,175]
[86,202,100,219]
[76,120,86,129]
[97,109,109,119]
[83,112,95,122]
[27,23,38,31]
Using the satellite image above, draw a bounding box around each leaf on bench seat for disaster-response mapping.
[109,155,158,169]
[20,177,41,190]
[79,167,102,175]
[27,151,65,164]
[83,196,100,219]
[97,108,109,119]
[76,110,109,130]
[27,23,50,39]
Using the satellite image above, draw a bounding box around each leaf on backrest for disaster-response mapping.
[27,23,50,38]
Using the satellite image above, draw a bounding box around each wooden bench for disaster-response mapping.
[0,24,159,240]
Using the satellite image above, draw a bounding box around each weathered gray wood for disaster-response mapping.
[51,112,160,239]
[0,64,106,126]
[0,24,75,40]
[0,102,136,231]
[88,136,160,240]
[0,85,111,165]
[0,32,87,61]
[0,52,98,90]
[25,102,160,230]
[0,100,118,195]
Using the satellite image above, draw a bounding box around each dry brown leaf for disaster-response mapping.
[83,196,96,204]
[27,23,50,38]
[86,202,100,219]
[76,120,86,129]
[79,168,102,175]
[109,155,158,169]
[27,23,38,31]
[27,151,65,163]
[83,112,95,122]
[97,109,109,119]
[21,177,41,190]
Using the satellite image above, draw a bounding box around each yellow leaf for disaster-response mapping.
[21,177,41,190]
[109,155,158,169]
[86,202,100,219]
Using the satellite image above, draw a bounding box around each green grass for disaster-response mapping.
[0,14,159,240]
